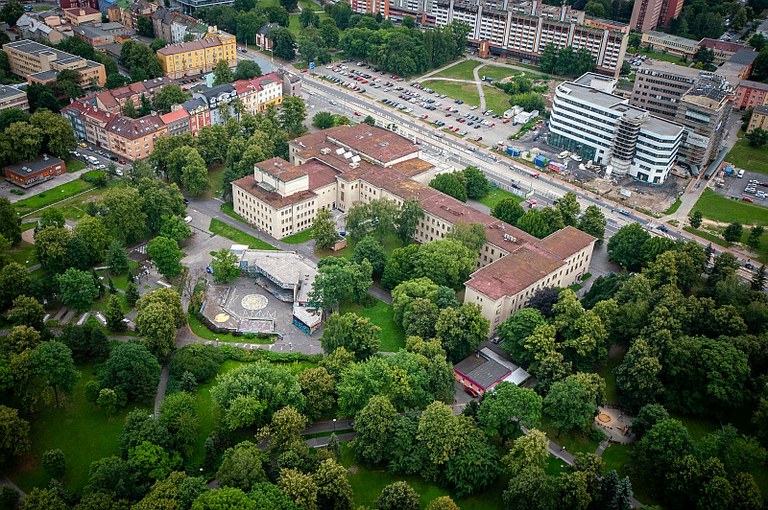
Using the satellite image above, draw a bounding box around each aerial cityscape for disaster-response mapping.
[0,0,767,507]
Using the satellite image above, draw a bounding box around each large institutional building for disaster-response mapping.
[2,39,106,88]
[156,27,236,79]
[549,73,685,184]
[629,0,683,32]
[232,124,595,334]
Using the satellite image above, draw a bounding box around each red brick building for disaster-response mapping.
[4,155,66,188]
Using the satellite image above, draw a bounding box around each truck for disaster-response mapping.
[533,154,550,168]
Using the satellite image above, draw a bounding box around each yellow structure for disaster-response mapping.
[156,26,236,79]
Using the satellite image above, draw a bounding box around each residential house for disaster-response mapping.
[735,80,768,110]
[232,72,283,114]
[106,114,167,160]
[254,23,279,51]
[181,96,210,134]
[160,108,190,135]
[156,26,236,79]
[151,7,206,44]
[747,105,768,134]
[62,7,102,25]
[195,83,236,124]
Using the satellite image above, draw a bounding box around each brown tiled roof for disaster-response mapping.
[421,192,495,226]
[699,38,746,53]
[255,157,308,182]
[538,226,596,259]
[484,220,538,251]
[304,160,338,188]
[466,245,564,300]
[232,174,316,209]
[107,114,165,140]
[391,158,434,177]
[326,124,419,164]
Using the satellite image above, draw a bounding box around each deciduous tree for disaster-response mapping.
[435,303,489,363]
[210,248,240,283]
[147,236,183,277]
[0,405,30,467]
[477,382,542,440]
[377,481,419,510]
[278,468,318,510]
[6,295,45,331]
[58,268,99,311]
[100,342,161,403]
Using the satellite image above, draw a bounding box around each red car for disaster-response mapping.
[354,111,362,116]
[743,196,754,203]
[502,118,510,124]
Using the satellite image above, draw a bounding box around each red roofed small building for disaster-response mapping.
[698,38,750,64]
[233,72,283,114]
[160,108,190,136]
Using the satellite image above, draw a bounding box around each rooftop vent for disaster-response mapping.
[503,234,517,243]
[320,148,331,155]
[343,151,353,159]
[335,147,345,155]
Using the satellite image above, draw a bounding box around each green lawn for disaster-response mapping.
[664,198,682,215]
[7,240,38,267]
[479,65,519,82]
[14,179,95,216]
[540,417,600,455]
[638,47,685,64]
[340,444,505,510]
[596,346,625,406]
[339,299,404,352]
[56,187,107,221]
[477,185,522,210]
[320,233,404,259]
[726,135,768,175]
[206,164,226,199]
[282,228,314,244]
[187,312,275,344]
[421,80,480,108]
[9,364,150,493]
[483,86,513,117]
[21,221,37,231]
[220,202,249,226]
[66,159,86,173]
[433,60,479,80]
[208,218,277,250]
[693,188,768,226]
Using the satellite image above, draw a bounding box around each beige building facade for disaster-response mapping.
[233,125,596,334]
[156,27,236,79]
[3,39,106,88]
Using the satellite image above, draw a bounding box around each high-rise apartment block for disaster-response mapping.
[629,0,684,31]
[549,73,684,184]
[430,0,629,76]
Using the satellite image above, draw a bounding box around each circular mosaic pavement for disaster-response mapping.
[241,294,268,311]
[214,313,230,323]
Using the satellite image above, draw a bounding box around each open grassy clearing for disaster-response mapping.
[664,197,682,215]
[726,135,768,175]
[66,159,87,173]
[421,80,480,107]
[339,299,404,352]
[9,364,150,493]
[319,233,404,259]
[483,86,513,116]
[281,228,315,244]
[432,60,479,80]
[340,443,506,510]
[539,416,600,455]
[7,240,38,267]
[206,164,226,199]
[477,185,523,209]
[14,179,95,216]
[693,188,768,226]
[596,347,624,406]
[208,218,277,250]
[479,65,520,82]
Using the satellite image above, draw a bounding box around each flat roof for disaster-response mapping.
[754,105,768,116]
[0,85,26,100]
[232,174,316,208]
[236,248,317,303]
[729,48,759,65]
[557,81,627,110]
[454,353,511,390]
[636,59,701,79]
[642,114,685,137]
[5,155,63,176]
[644,30,699,46]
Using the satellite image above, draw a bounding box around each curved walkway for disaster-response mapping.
[472,64,487,112]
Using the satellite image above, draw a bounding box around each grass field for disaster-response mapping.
[208,218,277,250]
[726,136,768,175]
[483,86,513,117]
[433,60,479,80]
[596,349,624,406]
[66,159,87,173]
[7,240,38,267]
[206,164,226,199]
[477,186,523,209]
[421,80,480,108]
[664,198,682,215]
[637,47,685,64]
[539,417,600,455]
[282,228,314,244]
[339,299,404,352]
[14,179,94,216]
[693,188,768,226]
[340,444,506,510]
[9,364,150,493]
[187,312,275,344]
[479,65,519,82]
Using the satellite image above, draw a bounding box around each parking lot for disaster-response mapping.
[313,61,524,149]
[713,167,768,205]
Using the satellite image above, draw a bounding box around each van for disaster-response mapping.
[737,169,745,178]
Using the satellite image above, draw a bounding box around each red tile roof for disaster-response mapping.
[466,245,564,300]
[160,108,189,124]
[157,36,227,56]
[537,226,596,259]
[232,174,316,208]
[304,160,338,189]
[107,114,166,140]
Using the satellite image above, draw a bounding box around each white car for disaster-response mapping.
[571,154,583,162]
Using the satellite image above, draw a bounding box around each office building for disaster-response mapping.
[0,86,29,112]
[3,39,106,88]
[156,27,236,79]
[674,73,732,172]
[232,124,595,334]
[549,73,685,184]
[641,30,699,58]
[630,60,700,120]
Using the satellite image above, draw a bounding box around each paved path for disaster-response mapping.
[472,64,487,112]
[153,363,169,417]
[0,474,25,499]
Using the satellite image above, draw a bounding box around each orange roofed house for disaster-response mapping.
[233,124,596,336]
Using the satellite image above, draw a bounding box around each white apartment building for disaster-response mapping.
[232,124,595,334]
[429,0,628,76]
[549,73,684,184]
